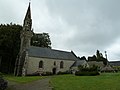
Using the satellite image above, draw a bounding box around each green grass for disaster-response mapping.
[5,75,46,84]
[51,73,120,90]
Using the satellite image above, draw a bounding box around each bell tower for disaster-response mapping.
[20,2,33,52]
[14,2,33,76]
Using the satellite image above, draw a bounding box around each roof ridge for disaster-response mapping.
[30,46,71,53]
[52,49,71,53]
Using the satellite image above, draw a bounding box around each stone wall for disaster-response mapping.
[26,56,75,74]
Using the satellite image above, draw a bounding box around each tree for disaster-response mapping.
[96,50,101,59]
[96,50,107,65]
[88,55,97,61]
[0,23,22,73]
[31,33,51,48]
[88,50,108,65]
[79,56,86,60]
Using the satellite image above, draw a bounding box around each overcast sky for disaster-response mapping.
[0,0,120,61]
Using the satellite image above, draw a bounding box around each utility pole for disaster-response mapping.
[105,51,108,65]
[105,51,107,60]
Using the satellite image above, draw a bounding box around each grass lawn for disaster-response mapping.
[51,73,120,90]
[5,75,46,84]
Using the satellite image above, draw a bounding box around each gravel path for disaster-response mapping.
[8,78,52,90]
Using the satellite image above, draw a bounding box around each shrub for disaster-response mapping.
[76,65,100,76]
[27,72,53,76]
[57,71,65,75]
[78,65,99,72]
[27,73,39,76]
[0,73,8,90]
[57,71,71,75]
[41,72,53,76]
[75,71,100,76]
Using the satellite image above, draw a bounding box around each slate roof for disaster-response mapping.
[27,46,78,61]
[87,61,104,67]
[101,65,114,71]
[71,60,86,67]
[109,61,120,66]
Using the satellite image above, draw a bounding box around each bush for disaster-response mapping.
[75,71,100,76]
[76,65,100,76]
[57,71,71,75]
[78,65,99,72]
[57,71,65,75]
[41,72,53,76]
[27,72,53,76]
[27,72,39,76]
[0,74,8,90]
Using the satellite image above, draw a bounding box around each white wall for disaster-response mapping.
[26,56,75,74]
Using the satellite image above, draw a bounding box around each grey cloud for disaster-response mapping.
[0,0,120,60]
[45,0,120,60]
[0,0,27,24]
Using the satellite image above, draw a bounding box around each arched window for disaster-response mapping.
[54,61,56,66]
[39,61,43,68]
[60,61,64,69]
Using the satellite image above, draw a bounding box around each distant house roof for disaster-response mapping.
[88,61,104,67]
[109,61,120,66]
[27,46,78,61]
[71,59,86,67]
[101,65,114,72]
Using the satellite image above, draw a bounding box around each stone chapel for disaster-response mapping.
[14,3,87,76]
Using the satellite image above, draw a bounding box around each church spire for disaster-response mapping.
[25,2,31,20]
[23,2,32,30]
[22,2,33,49]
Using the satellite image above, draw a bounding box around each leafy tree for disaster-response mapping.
[96,50,101,59]
[88,55,97,61]
[96,50,104,61]
[96,50,107,65]
[88,50,108,65]
[79,56,87,60]
[31,33,51,48]
[0,23,22,73]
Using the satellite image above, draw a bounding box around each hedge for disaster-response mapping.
[75,71,100,76]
